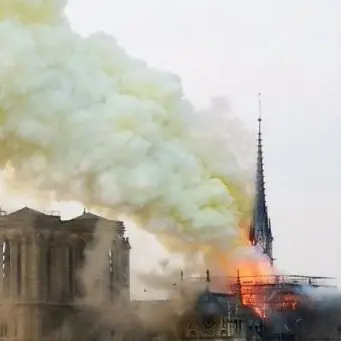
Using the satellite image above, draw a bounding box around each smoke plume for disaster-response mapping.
[0,0,253,254]
[62,221,206,340]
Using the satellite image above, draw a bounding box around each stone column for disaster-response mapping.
[113,242,121,301]
[100,246,107,303]
[10,238,18,299]
[227,314,231,336]
[49,242,57,302]
[21,236,28,300]
[64,241,75,299]
[70,243,75,299]
[0,238,4,299]
[242,319,246,337]
[76,238,86,297]
[52,237,66,301]
[121,249,130,302]
[108,247,114,302]
[62,243,69,298]
[34,234,44,302]
[22,234,34,301]
[54,240,64,301]
[38,238,47,301]
[229,320,234,336]
[3,239,10,298]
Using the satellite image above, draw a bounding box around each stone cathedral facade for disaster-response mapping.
[0,207,130,341]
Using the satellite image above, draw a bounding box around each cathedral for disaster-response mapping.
[0,208,130,340]
[0,110,338,341]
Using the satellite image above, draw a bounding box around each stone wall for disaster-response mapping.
[0,207,131,341]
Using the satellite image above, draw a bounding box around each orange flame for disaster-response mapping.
[234,221,299,317]
[237,244,273,317]
[209,219,275,317]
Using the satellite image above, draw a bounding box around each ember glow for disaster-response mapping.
[233,237,299,317]
[275,293,298,310]
[209,221,278,317]
[235,222,273,316]
[238,267,272,316]
[211,243,275,317]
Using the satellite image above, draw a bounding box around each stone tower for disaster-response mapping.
[248,96,274,264]
[0,207,131,341]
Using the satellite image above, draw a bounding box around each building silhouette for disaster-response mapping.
[0,207,130,340]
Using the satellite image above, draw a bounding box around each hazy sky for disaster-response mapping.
[62,0,341,282]
[9,0,341,293]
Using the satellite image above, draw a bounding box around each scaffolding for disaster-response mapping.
[235,274,337,287]
[181,274,337,297]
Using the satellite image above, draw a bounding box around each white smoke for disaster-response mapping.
[0,0,252,251]
[189,97,255,181]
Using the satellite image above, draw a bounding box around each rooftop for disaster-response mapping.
[0,206,127,236]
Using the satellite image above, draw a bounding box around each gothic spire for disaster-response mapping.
[249,94,273,263]
[255,93,266,224]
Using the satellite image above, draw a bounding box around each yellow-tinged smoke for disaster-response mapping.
[0,0,66,24]
[0,1,254,252]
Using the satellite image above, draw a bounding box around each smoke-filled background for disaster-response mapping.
[0,0,258,299]
[1,0,341,302]
[65,0,341,288]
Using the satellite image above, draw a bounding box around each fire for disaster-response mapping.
[232,223,299,316]
[276,293,298,310]
[237,252,274,317]
[207,219,277,317]
[168,219,299,318]
[232,220,272,316]
[209,234,274,317]
[211,245,300,318]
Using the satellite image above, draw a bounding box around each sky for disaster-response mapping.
[4,0,341,296]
